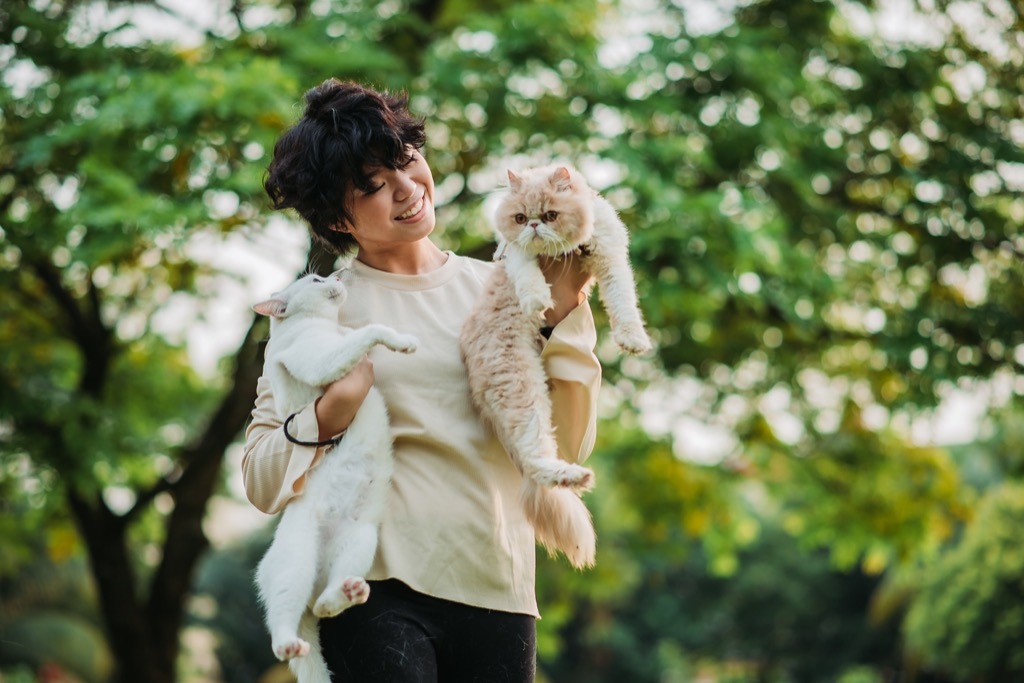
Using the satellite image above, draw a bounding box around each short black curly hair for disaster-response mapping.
[264,79,426,255]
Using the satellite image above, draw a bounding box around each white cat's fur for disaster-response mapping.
[460,164,652,569]
[252,273,417,683]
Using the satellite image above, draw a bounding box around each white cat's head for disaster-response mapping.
[493,165,594,256]
[252,273,346,324]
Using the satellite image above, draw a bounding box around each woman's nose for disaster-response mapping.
[392,170,416,199]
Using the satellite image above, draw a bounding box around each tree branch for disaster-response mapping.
[143,310,267,669]
[29,258,116,396]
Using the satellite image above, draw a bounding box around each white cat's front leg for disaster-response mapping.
[282,325,417,387]
[335,324,418,359]
[504,248,552,317]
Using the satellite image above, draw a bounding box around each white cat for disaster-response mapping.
[252,273,418,683]
[460,164,652,570]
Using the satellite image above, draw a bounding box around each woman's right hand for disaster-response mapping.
[314,356,375,441]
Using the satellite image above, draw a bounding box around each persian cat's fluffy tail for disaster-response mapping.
[522,477,596,569]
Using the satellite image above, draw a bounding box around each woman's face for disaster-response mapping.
[337,148,436,251]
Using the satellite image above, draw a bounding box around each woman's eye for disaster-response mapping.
[543,211,558,222]
[514,213,527,224]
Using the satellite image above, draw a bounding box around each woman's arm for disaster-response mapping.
[241,357,375,514]
[539,251,593,327]
[539,252,602,464]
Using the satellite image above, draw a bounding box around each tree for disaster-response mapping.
[1,2,300,679]
[904,482,1024,681]
[2,0,1022,680]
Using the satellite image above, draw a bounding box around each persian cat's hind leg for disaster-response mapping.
[508,401,595,492]
[524,457,595,491]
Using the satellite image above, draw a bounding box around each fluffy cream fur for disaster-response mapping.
[460,164,652,569]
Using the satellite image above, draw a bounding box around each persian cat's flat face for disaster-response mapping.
[494,166,594,256]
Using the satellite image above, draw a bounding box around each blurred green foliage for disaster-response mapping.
[904,482,1024,681]
[1,0,1022,681]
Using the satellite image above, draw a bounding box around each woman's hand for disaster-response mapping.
[314,356,375,441]
[538,251,593,327]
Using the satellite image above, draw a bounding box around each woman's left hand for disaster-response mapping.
[538,251,592,327]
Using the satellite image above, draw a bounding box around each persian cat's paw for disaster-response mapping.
[530,461,596,492]
[272,636,310,661]
[614,324,654,355]
[386,334,419,354]
[517,280,555,317]
[312,576,371,618]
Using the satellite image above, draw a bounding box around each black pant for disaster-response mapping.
[319,579,537,682]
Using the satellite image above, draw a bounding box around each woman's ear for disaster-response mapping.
[329,222,351,233]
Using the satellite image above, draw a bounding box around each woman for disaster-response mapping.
[242,79,601,682]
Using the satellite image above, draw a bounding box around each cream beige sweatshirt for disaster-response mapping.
[241,252,601,617]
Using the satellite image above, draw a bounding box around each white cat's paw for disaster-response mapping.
[313,576,370,618]
[614,325,653,355]
[342,576,371,604]
[272,636,310,661]
[386,334,419,354]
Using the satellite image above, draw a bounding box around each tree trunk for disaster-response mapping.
[66,313,266,682]
[67,490,172,683]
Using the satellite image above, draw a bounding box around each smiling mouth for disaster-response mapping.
[395,195,425,220]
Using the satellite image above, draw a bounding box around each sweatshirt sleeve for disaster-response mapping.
[541,300,602,465]
[241,375,329,514]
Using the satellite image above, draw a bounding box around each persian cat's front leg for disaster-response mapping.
[504,246,553,318]
[588,198,654,355]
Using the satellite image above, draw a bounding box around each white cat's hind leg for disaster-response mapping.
[312,521,377,618]
[289,611,332,683]
[256,510,320,661]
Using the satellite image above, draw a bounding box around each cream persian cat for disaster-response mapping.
[460,164,652,569]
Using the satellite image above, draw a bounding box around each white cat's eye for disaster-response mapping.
[312,276,324,283]
[543,211,558,222]
[514,213,527,224]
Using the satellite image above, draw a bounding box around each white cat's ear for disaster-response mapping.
[507,169,522,189]
[550,166,572,190]
[252,298,288,318]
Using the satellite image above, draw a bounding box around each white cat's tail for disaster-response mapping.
[522,478,596,569]
[288,611,331,683]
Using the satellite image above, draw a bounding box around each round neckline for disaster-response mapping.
[349,251,460,290]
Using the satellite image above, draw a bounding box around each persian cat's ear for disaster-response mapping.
[549,166,573,191]
[507,169,522,190]
[252,297,288,318]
